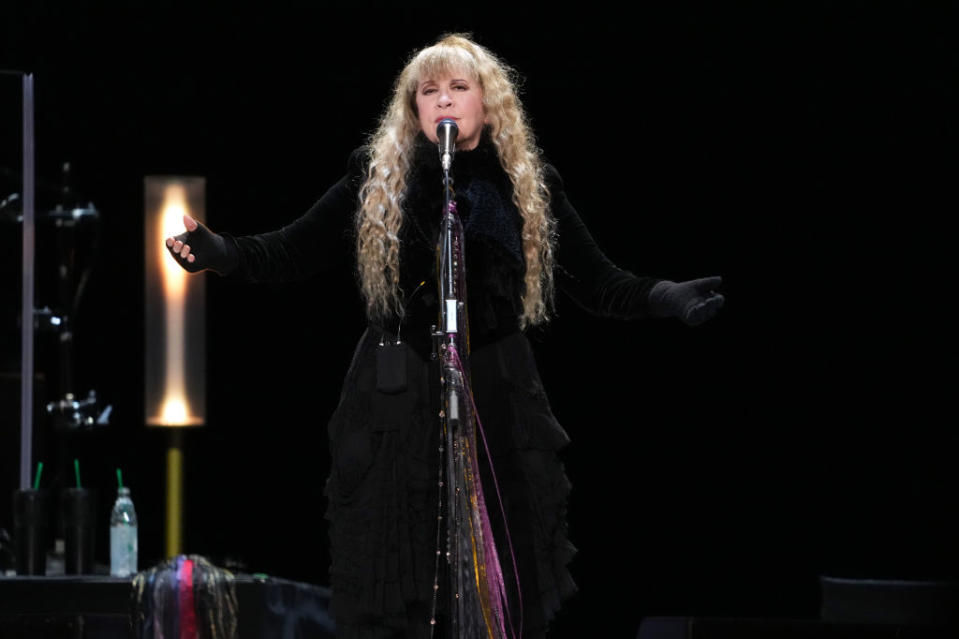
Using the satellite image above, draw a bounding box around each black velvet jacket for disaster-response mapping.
[228,133,660,358]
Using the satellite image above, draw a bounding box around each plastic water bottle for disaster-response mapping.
[109,486,138,577]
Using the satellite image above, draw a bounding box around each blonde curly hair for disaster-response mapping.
[356,33,555,328]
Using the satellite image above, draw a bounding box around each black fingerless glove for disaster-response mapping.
[167,221,238,276]
[648,276,725,326]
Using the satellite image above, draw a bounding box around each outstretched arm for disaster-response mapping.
[163,147,366,282]
[548,165,724,326]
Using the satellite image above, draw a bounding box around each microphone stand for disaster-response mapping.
[429,155,513,639]
[431,158,466,637]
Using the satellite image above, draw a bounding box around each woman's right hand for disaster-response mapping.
[165,214,237,275]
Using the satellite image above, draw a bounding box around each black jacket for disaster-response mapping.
[228,133,660,358]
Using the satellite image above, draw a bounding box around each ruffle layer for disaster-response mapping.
[325,330,576,638]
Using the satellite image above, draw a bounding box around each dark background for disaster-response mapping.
[1,1,954,636]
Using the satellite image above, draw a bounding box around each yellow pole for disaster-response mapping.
[165,429,183,558]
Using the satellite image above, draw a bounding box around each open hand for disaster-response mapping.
[164,215,236,275]
[649,276,725,326]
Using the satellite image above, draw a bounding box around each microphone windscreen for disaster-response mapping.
[437,118,459,142]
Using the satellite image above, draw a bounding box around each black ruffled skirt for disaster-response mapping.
[324,329,577,638]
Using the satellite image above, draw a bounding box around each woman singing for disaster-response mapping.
[166,33,724,639]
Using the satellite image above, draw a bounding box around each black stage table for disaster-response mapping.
[0,574,335,638]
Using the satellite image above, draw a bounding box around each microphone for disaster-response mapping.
[437,118,458,171]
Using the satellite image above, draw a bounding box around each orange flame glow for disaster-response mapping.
[147,182,203,426]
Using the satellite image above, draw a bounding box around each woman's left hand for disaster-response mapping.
[648,276,725,326]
